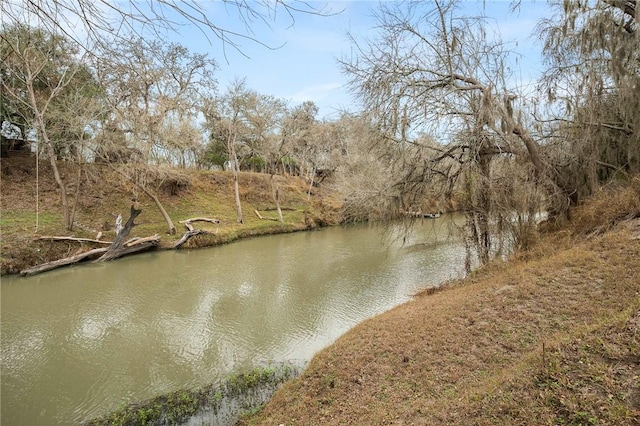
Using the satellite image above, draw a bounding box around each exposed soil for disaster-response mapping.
[240,183,640,425]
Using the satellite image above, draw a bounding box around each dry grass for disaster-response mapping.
[567,177,640,236]
[240,184,640,425]
[4,157,639,424]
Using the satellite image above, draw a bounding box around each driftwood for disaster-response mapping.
[179,217,220,231]
[172,217,219,249]
[96,235,160,260]
[20,205,161,276]
[254,209,279,221]
[172,229,210,249]
[20,247,108,276]
[125,234,161,247]
[94,206,160,263]
[21,234,161,276]
[35,236,113,245]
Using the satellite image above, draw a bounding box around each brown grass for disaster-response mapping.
[567,177,640,236]
[240,184,640,425]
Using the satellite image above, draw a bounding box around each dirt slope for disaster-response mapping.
[0,156,342,275]
[242,184,640,425]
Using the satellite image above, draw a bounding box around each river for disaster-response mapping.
[1,217,466,425]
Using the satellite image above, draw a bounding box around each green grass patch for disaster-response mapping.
[83,363,302,426]
[1,210,60,231]
[2,162,340,274]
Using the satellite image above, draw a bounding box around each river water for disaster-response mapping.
[1,217,466,425]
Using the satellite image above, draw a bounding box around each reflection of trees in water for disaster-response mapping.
[2,225,469,425]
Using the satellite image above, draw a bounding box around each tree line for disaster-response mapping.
[341,0,638,268]
[1,22,370,231]
[2,0,638,269]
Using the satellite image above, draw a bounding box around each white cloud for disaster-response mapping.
[290,82,344,103]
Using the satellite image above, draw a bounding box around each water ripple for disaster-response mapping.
[1,218,467,425]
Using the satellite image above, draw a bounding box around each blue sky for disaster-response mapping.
[150,1,553,119]
[5,0,553,119]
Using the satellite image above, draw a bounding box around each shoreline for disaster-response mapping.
[1,156,342,276]
[83,363,304,426]
[238,185,640,425]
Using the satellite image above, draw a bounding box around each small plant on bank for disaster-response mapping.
[83,362,301,426]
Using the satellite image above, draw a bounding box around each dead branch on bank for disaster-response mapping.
[21,203,161,276]
[20,247,108,276]
[94,205,161,262]
[254,209,279,221]
[20,210,224,276]
[179,217,220,231]
[35,236,113,245]
[172,217,220,249]
[173,229,210,249]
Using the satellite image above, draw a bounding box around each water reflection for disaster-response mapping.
[1,217,465,425]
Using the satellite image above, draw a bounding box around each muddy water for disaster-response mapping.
[1,217,466,425]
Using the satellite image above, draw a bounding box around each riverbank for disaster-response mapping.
[240,181,640,425]
[84,363,302,426]
[0,156,342,275]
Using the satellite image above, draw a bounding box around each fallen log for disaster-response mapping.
[99,237,160,260]
[35,236,113,245]
[126,234,161,247]
[20,247,108,276]
[94,205,160,263]
[172,229,210,249]
[254,209,279,221]
[179,217,220,231]
[20,204,160,276]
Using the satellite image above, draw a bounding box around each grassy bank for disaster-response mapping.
[0,156,342,275]
[240,181,640,425]
[84,363,301,426]
[4,156,639,425]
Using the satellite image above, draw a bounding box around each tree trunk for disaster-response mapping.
[69,165,82,231]
[307,166,316,200]
[511,124,545,179]
[95,205,147,262]
[233,169,243,224]
[32,109,70,230]
[140,187,177,235]
[229,137,244,224]
[476,153,492,265]
[21,247,108,276]
[25,64,72,230]
[45,141,71,230]
[271,174,284,223]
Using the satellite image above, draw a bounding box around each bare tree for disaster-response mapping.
[243,94,288,222]
[327,113,396,223]
[282,101,320,186]
[538,0,639,202]
[90,36,216,235]
[240,93,286,173]
[203,79,255,224]
[341,0,552,265]
[93,36,217,165]
[1,0,332,59]
[1,24,98,231]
